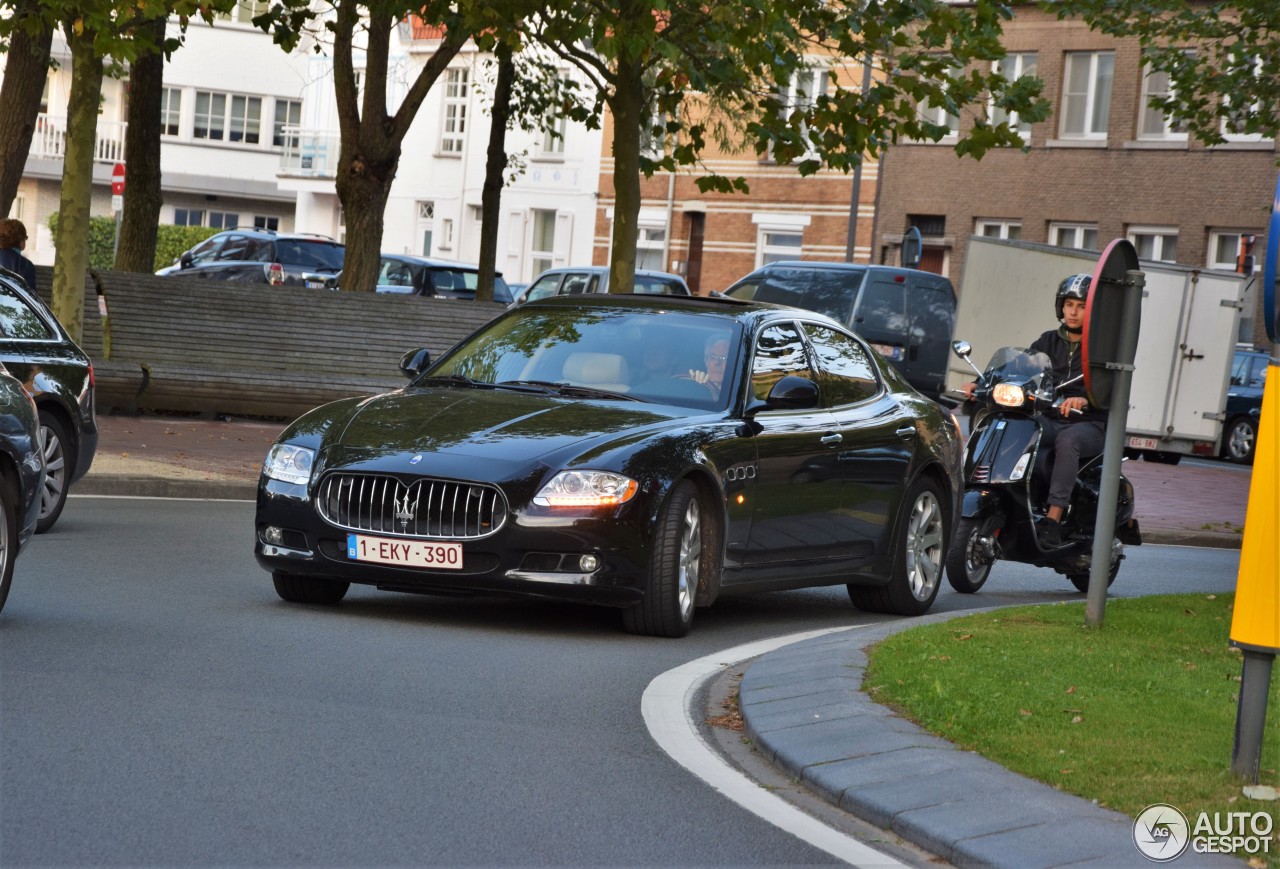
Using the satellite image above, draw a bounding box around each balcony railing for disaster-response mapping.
[30,113,127,164]
[279,126,340,178]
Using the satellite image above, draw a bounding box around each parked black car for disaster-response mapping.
[156,228,344,289]
[1222,348,1268,464]
[374,254,515,303]
[0,270,97,531]
[255,294,962,636]
[723,262,958,402]
[0,364,46,611]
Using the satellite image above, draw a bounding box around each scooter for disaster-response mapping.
[945,341,1142,594]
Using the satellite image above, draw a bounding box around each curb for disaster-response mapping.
[75,475,257,501]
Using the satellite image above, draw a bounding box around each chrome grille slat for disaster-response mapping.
[316,473,507,540]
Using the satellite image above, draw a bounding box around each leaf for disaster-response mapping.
[1071,715,1083,724]
[1066,685,1077,694]
[1019,709,1033,717]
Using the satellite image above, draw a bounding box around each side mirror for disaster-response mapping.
[761,375,819,411]
[179,251,195,269]
[399,348,432,378]
[952,340,972,359]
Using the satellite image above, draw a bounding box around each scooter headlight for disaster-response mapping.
[991,383,1027,407]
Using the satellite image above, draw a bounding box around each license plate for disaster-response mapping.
[1127,436,1160,450]
[871,343,903,361]
[346,534,463,570]
[305,280,325,289]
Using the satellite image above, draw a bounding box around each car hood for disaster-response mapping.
[320,387,695,477]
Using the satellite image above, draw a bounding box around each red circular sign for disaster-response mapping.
[111,162,125,196]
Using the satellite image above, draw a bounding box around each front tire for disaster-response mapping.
[946,515,997,593]
[1222,417,1257,464]
[849,478,947,616]
[0,479,17,613]
[272,570,349,605]
[36,411,71,533]
[623,480,712,638]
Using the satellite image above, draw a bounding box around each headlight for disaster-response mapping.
[263,444,315,485]
[991,383,1026,407]
[533,470,639,508]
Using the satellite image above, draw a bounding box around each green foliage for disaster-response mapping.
[865,594,1279,860]
[1048,0,1280,147]
[48,211,218,271]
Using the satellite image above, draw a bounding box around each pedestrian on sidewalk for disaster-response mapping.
[0,219,38,291]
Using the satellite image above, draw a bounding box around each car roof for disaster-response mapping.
[382,253,481,269]
[537,266,685,280]
[211,228,341,244]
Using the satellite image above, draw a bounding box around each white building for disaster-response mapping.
[3,4,603,281]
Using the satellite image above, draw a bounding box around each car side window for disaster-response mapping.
[188,236,224,264]
[751,322,813,402]
[0,285,54,339]
[218,234,252,260]
[804,324,879,407]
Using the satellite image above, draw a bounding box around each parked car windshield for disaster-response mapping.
[277,240,345,270]
[726,267,865,322]
[427,305,741,410]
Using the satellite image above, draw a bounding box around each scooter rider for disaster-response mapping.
[1031,274,1106,547]
[961,274,1105,548]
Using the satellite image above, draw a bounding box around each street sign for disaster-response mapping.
[1264,172,1279,343]
[1081,238,1141,409]
[111,162,126,196]
[111,195,123,213]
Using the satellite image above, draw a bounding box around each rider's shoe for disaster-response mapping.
[1037,518,1062,549]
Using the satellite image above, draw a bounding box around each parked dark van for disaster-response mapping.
[723,261,958,400]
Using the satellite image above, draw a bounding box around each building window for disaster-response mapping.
[194,90,262,144]
[1128,226,1178,262]
[8,195,24,222]
[1220,56,1270,142]
[1061,51,1114,139]
[439,218,454,250]
[1208,231,1259,272]
[229,95,261,144]
[636,226,667,271]
[161,87,181,137]
[208,211,239,230]
[273,99,301,148]
[540,75,570,157]
[759,231,803,266]
[440,68,469,154]
[1049,222,1098,251]
[990,53,1037,137]
[531,209,556,275]
[193,92,226,140]
[418,201,435,220]
[216,0,268,23]
[174,208,205,227]
[253,215,280,231]
[914,65,960,141]
[975,219,1021,240]
[771,66,830,160]
[1138,59,1190,140]
[640,110,666,162]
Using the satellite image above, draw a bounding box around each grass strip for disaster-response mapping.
[864,594,1279,866]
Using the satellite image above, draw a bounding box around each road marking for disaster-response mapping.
[642,627,910,868]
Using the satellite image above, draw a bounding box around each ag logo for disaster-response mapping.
[1134,803,1190,862]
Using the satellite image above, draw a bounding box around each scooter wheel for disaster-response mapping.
[946,515,996,593]
[1067,539,1123,593]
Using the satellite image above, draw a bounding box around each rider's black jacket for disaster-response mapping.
[1029,327,1107,424]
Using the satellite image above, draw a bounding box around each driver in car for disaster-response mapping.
[684,335,730,398]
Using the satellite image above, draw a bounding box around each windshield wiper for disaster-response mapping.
[417,374,494,389]
[498,380,646,402]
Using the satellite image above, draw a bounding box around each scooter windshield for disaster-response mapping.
[983,347,1053,392]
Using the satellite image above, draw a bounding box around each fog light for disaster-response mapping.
[263,526,284,545]
[579,554,600,572]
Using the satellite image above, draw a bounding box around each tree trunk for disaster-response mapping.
[51,22,105,343]
[334,146,397,292]
[114,16,166,273]
[0,0,54,217]
[607,57,645,295]
[478,45,514,303]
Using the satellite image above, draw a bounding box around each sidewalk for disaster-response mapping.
[78,411,1251,548]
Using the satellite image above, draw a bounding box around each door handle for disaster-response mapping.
[820,433,843,445]
[896,425,916,439]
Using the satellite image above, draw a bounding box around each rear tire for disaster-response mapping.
[1222,417,1257,464]
[36,411,71,533]
[1067,540,1122,593]
[622,480,712,638]
[946,515,996,593]
[272,570,349,605]
[849,478,946,616]
[0,479,17,614]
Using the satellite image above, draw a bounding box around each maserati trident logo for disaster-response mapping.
[394,490,415,531]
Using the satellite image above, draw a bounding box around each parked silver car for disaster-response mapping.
[511,267,690,304]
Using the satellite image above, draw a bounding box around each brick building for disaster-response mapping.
[873,6,1277,345]
[592,58,878,295]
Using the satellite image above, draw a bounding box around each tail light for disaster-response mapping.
[265,263,285,285]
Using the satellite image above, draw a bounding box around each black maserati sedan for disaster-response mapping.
[255,295,963,636]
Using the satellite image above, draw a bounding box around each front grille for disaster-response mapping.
[316,473,507,540]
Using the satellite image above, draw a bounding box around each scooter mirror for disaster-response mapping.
[952,340,972,359]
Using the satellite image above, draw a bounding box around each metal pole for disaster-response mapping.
[112,208,121,267]
[844,53,873,263]
[1085,269,1145,626]
[1231,649,1275,781]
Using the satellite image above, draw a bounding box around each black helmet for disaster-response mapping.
[1055,273,1091,319]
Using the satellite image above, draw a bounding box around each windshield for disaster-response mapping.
[427,306,741,410]
[726,267,864,322]
[278,240,345,270]
[983,346,1053,390]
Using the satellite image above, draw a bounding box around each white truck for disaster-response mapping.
[951,237,1255,461]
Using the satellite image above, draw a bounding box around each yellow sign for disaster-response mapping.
[1231,357,1280,652]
